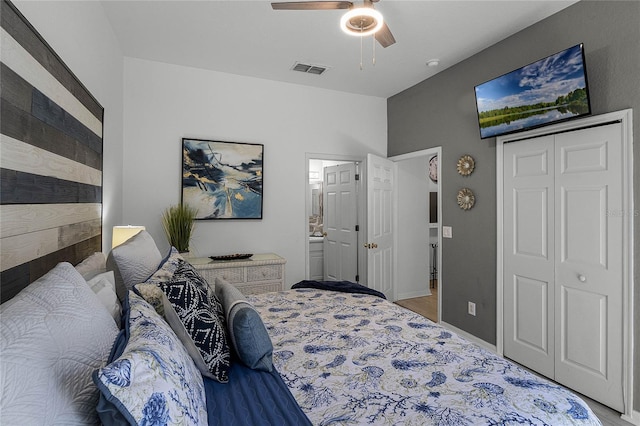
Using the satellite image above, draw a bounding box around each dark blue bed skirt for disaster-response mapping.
[204,362,311,426]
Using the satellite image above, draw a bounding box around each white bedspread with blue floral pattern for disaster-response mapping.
[248,289,602,426]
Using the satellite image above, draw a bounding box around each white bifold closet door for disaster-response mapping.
[503,123,624,411]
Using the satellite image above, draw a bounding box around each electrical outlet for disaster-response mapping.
[468,301,476,316]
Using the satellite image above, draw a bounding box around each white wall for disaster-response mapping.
[14,0,125,250]
[395,156,431,300]
[122,58,387,287]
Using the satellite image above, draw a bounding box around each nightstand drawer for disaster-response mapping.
[247,265,282,282]
[236,282,283,295]
[201,267,245,284]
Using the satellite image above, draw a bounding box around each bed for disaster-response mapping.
[0,231,603,425]
[249,288,601,425]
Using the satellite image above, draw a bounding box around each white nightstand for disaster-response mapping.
[187,253,286,295]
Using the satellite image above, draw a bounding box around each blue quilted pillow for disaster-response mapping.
[93,291,207,426]
[215,277,273,372]
[159,260,231,383]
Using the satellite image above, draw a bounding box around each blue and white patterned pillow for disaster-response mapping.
[144,247,183,286]
[159,260,231,383]
[93,291,207,426]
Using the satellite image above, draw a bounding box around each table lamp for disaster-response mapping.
[112,225,145,249]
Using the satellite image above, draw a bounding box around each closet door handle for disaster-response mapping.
[577,274,587,283]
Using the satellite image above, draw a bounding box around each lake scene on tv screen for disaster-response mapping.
[475,44,590,139]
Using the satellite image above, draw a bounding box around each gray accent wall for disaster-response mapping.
[387,0,639,411]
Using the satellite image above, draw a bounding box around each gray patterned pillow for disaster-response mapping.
[159,260,231,383]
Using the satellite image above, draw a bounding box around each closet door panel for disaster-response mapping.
[554,123,624,412]
[560,286,607,374]
[560,185,607,266]
[503,136,555,378]
[512,275,550,354]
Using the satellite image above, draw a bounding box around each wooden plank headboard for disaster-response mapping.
[0,0,104,303]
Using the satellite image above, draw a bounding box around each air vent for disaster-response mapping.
[291,62,328,75]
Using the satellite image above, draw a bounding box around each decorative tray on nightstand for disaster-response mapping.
[209,253,253,261]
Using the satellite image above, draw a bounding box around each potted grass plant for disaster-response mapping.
[161,203,197,253]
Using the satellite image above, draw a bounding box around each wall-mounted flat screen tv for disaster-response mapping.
[474,43,591,139]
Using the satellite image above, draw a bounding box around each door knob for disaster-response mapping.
[577,274,587,282]
[363,243,378,249]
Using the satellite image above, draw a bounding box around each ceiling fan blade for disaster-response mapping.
[375,22,396,48]
[271,1,353,11]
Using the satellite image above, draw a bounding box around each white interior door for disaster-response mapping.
[323,163,358,282]
[366,153,394,299]
[553,123,623,411]
[503,136,556,378]
[503,123,624,412]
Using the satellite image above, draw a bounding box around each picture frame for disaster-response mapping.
[182,138,264,220]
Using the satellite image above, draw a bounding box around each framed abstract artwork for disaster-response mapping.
[182,138,264,220]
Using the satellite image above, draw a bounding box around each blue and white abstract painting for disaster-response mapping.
[182,139,263,219]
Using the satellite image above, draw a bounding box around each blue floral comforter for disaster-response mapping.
[248,289,602,426]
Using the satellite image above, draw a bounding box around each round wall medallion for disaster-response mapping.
[457,188,475,210]
[428,155,438,182]
[457,155,475,176]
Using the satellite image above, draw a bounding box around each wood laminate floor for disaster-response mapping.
[395,280,437,322]
[394,281,632,426]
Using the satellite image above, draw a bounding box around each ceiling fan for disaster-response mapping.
[271,0,396,48]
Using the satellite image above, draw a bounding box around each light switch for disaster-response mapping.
[442,226,452,238]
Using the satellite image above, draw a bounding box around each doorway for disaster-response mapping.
[390,148,442,322]
[306,154,365,284]
[305,149,442,313]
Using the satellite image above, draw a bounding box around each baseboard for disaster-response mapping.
[440,321,497,353]
[621,410,640,425]
[396,289,432,300]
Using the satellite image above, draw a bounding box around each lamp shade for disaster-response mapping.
[112,225,146,249]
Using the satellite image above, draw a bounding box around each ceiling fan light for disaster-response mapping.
[340,8,384,37]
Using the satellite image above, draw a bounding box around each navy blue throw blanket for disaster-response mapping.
[292,280,386,299]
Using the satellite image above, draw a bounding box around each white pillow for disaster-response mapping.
[107,230,162,301]
[75,252,107,278]
[0,262,119,425]
[87,270,122,323]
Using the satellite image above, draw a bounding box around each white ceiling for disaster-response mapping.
[100,0,577,98]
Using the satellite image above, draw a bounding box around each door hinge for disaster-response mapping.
[355,274,359,282]
[355,225,359,232]
[355,174,360,181]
